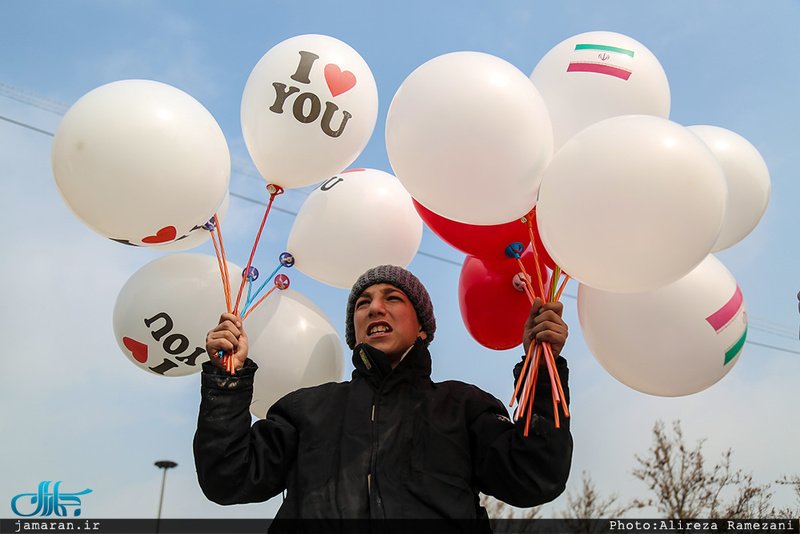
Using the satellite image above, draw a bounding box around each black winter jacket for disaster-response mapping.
[194,339,572,531]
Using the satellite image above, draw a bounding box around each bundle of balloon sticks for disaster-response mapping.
[507,210,570,434]
[208,184,294,374]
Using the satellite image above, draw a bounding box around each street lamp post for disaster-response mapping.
[154,460,177,534]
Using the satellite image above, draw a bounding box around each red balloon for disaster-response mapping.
[413,199,532,261]
[458,251,550,351]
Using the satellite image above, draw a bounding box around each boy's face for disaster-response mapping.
[353,283,427,367]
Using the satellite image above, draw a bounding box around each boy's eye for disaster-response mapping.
[356,299,369,308]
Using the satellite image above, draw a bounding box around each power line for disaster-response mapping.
[749,324,798,341]
[0,114,54,136]
[744,340,800,356]
[411,250,463,267]
[0,83,69,115]
[228,191,299,217]
[749,317,798,337]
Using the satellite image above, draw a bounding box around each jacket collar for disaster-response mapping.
[351,337,432,388]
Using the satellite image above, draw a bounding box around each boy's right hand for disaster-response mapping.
[205,313,248,372]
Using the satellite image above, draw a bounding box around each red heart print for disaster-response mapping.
[324,64,357,97]
[123,337,148,363]
[142,226,177,244]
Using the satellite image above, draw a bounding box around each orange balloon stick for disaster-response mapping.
[555,274,571,302]
[524,212,548,302]
[510,340,536,408]
[233,185,284,315]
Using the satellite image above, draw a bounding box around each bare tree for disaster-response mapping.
[559,470,635,519]
[480,493,541,520]
[775,474,800,516]
[480,494,542,533]
[631,419,783,518]
[631,419,710,518]
[554,471,639,533]
[480,419,799,526]
[481,471,633,532]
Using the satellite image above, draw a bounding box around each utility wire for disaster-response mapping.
[749,324,798,341]
[744,340,800,356]
[0,114,54,136]
[229,191,299,217]
[0,83,69,115]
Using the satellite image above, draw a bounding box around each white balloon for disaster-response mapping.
[287,168,423,288]
[536,115,727,293]
[687,125,771,252]
[246,289,345,418]
[386,51,553,225]
[531,31,671,151]
[52,80,230,247]
[112,253,242,377]
[241,34,378,189]
[578,255,747,396]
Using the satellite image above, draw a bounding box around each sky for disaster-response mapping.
[2,0,799,521]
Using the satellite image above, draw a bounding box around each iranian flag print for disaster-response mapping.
[566,43,635,80]
[705,285,748,365]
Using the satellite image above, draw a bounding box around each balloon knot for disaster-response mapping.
[279,252,295,268]
[243,266,259,282]
[202,216,217,231]
[266,184,285,196]
[505,242,525,258]
[275,274,290,290]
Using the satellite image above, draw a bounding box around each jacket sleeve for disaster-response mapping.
[193,359,298,505]
[469,355,573,508]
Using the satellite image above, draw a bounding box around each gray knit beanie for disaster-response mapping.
[345,265,436,349]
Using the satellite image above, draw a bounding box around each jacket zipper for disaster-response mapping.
[370,397,384,516]
[360,345,386,518]
[368,404,374,495]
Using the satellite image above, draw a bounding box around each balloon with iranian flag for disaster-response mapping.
[577,255,747,397]
[531,31,671,151]
[535,114,727,293]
